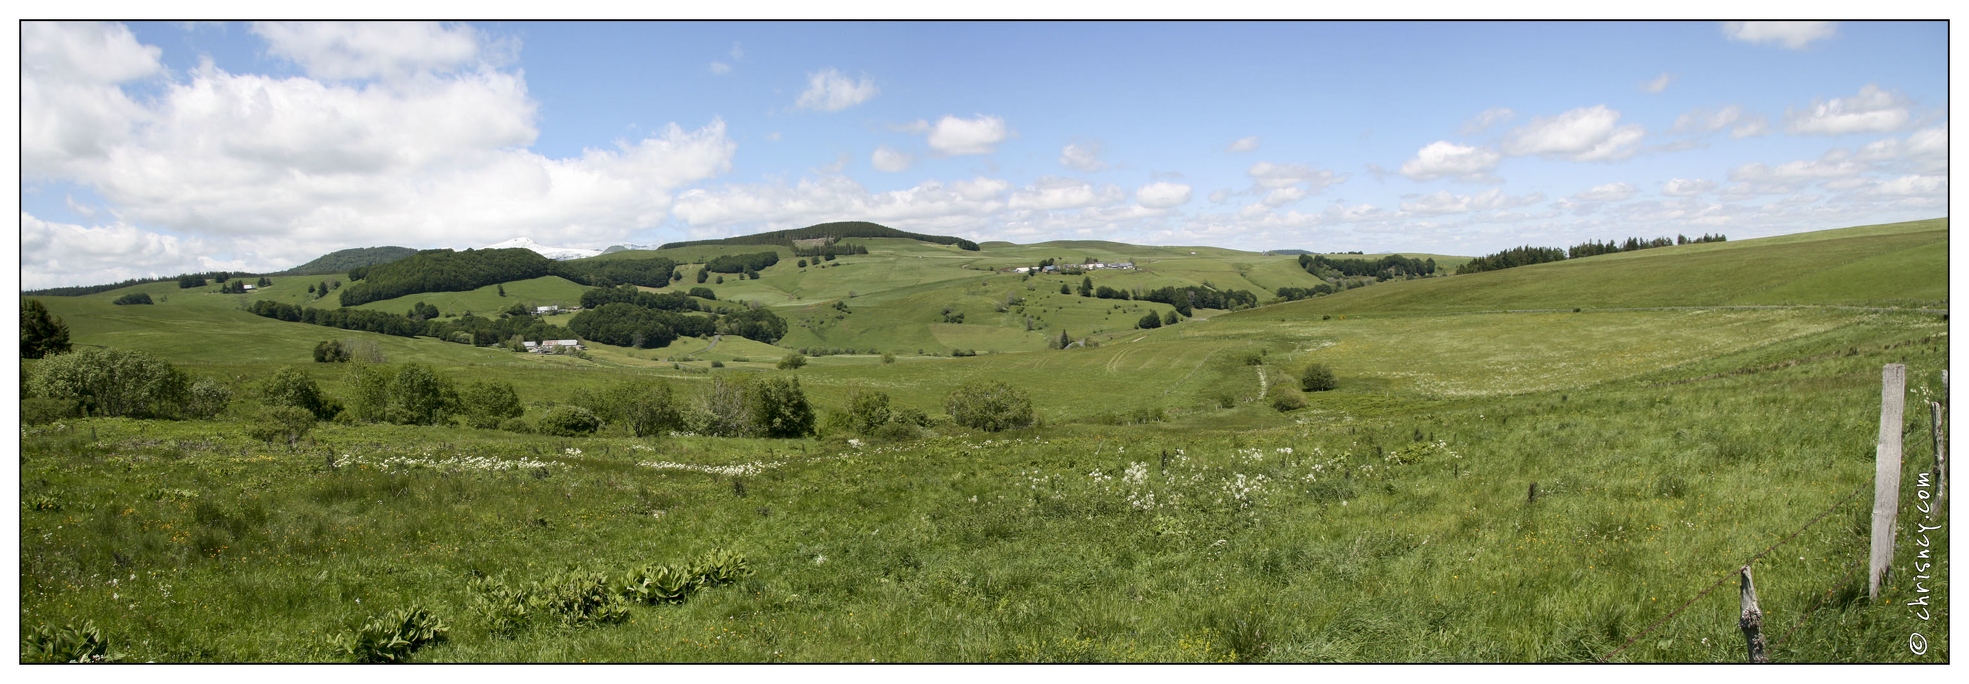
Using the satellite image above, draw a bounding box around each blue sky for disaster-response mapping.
[19,20,1949,288]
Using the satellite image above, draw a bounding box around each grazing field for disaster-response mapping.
[18,219,1949,662]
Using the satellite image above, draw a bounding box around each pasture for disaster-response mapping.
[17,219,1950,662]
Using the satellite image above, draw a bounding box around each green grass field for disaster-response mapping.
[18,218,1950,662]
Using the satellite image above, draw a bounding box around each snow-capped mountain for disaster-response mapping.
[482,237,603,261]
[601,243,664,254]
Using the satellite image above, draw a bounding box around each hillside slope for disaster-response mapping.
[1270,218,1946,315]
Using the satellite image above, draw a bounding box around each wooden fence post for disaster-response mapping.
[1934,401,1948,506]
[1869,363,1906,601]
[1739,565,1770,663]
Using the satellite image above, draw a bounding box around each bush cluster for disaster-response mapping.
[945,381,1034,432]
[1299,363,1337,392]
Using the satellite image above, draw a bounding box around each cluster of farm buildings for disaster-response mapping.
[1006,262,1135,274]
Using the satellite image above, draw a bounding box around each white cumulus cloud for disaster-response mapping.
[20,22,742,287]
[253,22,485,81]
[1722,21,1837,50]
[1009,177,1124,211]
[1501,105,1645,162]
[1642,73,1673,94]
[1672,105,1768,139]
[795,68,878,112]
[1857,127,1947,174]
[1869,175,1947,197]
[1786,84,1911,136]
[1661,178,1717,197]
[1398,188,1543,215]
[673,174,1010,234]
[1226,136,1260,153]
[1398,141,1501,182]
[1460,108,1515,135]
[912,114,1009,156]
[1135,182,1192,209]
[1572,182,1636,203]
[1247,162,1346,192]
[20,212,219,290]
[21,21,162,177]
[1060,142,1108,171]
[871,145,913,172]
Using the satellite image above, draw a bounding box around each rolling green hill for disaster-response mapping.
[657,220,981,251]
[277,246,418,275]
[1275,218,1946,315]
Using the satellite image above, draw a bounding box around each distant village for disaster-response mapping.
[1003,261,1135,274]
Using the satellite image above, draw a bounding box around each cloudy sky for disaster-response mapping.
[18,20,1949,289]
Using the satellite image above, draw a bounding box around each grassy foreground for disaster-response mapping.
[19,318,1947,662]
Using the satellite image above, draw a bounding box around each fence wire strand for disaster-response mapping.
[1597,481,1870,663]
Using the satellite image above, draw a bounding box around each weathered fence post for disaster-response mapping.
[1869,363,1906,600]
[1934,401,1948,506]
[1739,565,1770,663]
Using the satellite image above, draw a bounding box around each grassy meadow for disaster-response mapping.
[17,218,1949,662]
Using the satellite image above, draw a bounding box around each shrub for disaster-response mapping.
[22,620,115,663]
[458,379,525,430]
[1268,388,1307,412]
[892,406,932,428]
[611,380,685,437]
[340,607,448,663]
[1137,311,1162,329]
[710,360,725,368]
[1299,363,1337,392]
[314,340,353,363]
[112,292,153,305]
[537,405,601,436]
[872,421,920,441]
[776,353,807,370]
[385,363,456,425]
[749,376,815,438]
[261,367,338,420]
[30,346,187,418]
[245,405,317,445]
[945,381,1033,432]
[881,352,895,364]
[184,378,233,419]
[342,363,396,423]
[843,388,892,436]
[1163,310,1179,325]
[694,376,754,437]
[20,298,73,359]
[497,416,534,434]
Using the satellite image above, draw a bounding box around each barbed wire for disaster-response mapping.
[1598,481,1870,663]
